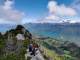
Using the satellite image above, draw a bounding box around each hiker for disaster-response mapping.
[30,43,36,56]
[29,44,33,52]
[30,47,36,56]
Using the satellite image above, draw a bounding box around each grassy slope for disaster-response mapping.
[35,39,76,60]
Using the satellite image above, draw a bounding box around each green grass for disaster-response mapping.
[42,47,65,60]
[36,39,76,60]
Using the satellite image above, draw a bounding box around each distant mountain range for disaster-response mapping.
[24,23,80,46]
[0,23,80,46]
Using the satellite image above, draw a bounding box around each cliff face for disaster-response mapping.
[4,25,32,39]
[3,25,32,54]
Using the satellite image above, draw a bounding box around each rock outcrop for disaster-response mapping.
[3,25,32,55]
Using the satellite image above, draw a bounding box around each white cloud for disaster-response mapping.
[45,14,59,20]
[3,0,14,10]
[39,1,79,23]
[48,1,77,16]
[59,16,80,23]
[0,0,25,24]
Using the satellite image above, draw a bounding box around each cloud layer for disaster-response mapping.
[48,1,77,16]
[41,0,80,23]
[0,0,25,24]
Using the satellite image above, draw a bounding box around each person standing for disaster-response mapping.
[29,44,33,52]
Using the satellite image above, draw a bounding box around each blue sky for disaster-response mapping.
[15,0,48,18]
[0,0,80,24]
[14,0,74,18]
